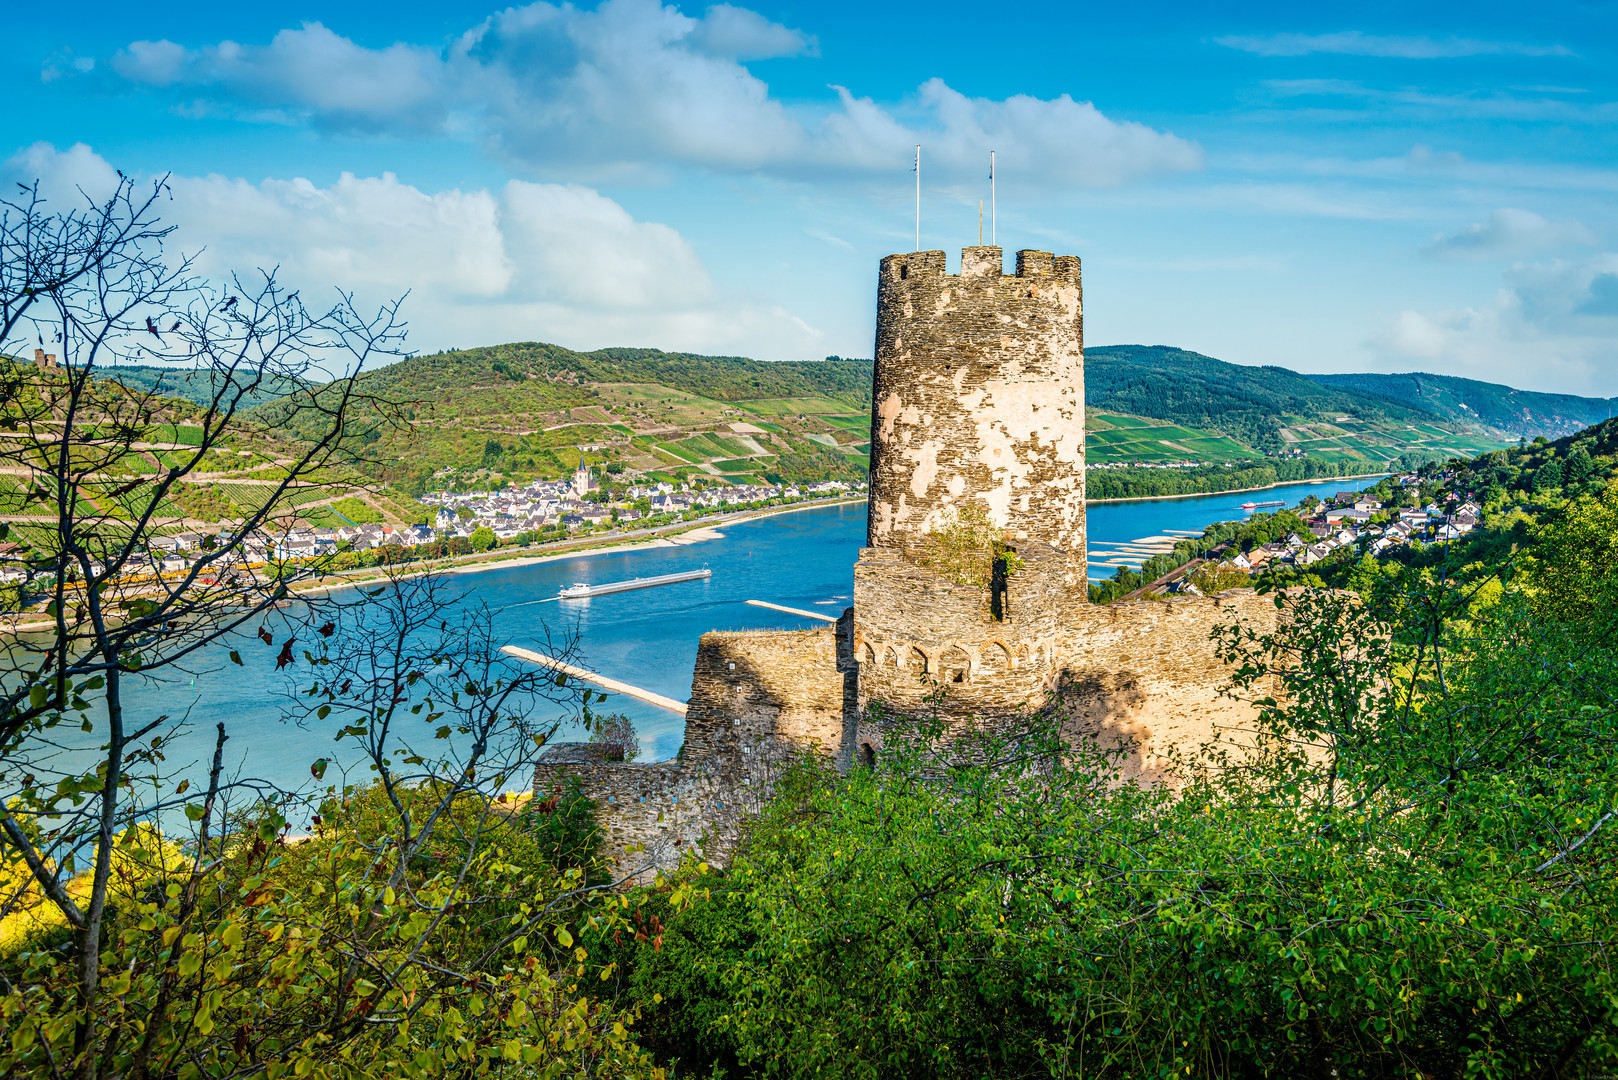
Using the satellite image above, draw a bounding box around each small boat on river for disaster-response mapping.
[558,568,712,599]
[1240,500,1286,510]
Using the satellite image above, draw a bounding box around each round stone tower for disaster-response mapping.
[867,247,1085,583]
[852,247,1086,729]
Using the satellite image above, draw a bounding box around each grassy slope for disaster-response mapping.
[291,344,876,489]
[1307,371,1618,440]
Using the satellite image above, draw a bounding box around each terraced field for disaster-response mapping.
[1276,419,1503,463]
[1085,413,1254,463]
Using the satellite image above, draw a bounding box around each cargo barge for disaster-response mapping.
[557,568,711,599]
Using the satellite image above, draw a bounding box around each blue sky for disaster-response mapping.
[6,0,1617,394]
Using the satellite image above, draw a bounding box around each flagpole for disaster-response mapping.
[914,144,921,252]
[990,150,996,246]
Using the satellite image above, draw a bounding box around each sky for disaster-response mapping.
[5,0,1618,394]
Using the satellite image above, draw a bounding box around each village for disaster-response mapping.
[1167,469,1485,595]
[0,465,866,584]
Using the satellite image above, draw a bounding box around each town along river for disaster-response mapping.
[102,475,1378,794]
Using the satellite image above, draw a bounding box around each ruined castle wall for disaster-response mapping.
[531,757,789,887]
[682,625,854,766]
[1053,590,1285,782]
[868,246,1086,584]
[536,624,854,881]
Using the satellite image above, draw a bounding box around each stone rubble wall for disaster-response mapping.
[535,588,1285,883]
[1054,590,1286,782]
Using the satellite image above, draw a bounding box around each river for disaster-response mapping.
[100,475,1377,792]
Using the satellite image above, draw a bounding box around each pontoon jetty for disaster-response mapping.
[557,568,711,599]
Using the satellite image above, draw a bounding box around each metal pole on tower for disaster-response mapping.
[990,150,996,246]
[914,144,921,252]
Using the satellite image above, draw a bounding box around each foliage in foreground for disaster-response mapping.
[602,544,1618,1077]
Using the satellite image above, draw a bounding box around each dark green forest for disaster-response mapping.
[353,343,874,409]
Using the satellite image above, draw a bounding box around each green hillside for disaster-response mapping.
[1307,371,1618,440]
[1085,345,1439,451]
[253,343,876,492]
[230,340,1528,499]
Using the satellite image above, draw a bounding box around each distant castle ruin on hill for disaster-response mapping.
[534,247,1278,880]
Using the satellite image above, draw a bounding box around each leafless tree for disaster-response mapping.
[0,172,407,1067]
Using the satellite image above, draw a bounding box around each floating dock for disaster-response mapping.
[558,568,710,599]
[499,646,688,716]
[746,599,838,623]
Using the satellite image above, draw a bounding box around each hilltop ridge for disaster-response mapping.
[1306,371,1618,439]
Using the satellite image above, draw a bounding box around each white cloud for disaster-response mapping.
[1218,31,1573,59]
[6,141,124,207]
[3,142,822,359]
[98,0,1200,188]
[1369,254,1618,394]
[1424,208,1595,259]
[687,4,817,59]
[111,23,450,133]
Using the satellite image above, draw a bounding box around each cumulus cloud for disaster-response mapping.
[6,141,123,203]
[96,0,1199,187]
[1424,208,1595,259]
[1369,253,1618,394]
[1217,31,1573,59]
[3,142,821,359]
[110,24,451,133]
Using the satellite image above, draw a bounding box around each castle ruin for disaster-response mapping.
[534,248,1279,881]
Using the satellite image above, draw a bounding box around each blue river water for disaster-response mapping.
[111,475,1378,792]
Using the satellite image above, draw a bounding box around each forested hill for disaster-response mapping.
[1084,345,1442,452]
[1307,371,1618,440]
[352,342,874,414]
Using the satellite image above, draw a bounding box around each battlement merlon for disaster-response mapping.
[877,248,1082,286]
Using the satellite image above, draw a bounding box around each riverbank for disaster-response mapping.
[0,496,870,634]
[300,496,868,595]
[1086,472,1389,506]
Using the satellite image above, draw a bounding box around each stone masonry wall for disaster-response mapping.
[850,588,1285,782]
[682,622,854,766]
[534,623,854,882]
[852,539,1068,720]
[868,246,1086,585]
[1053,590,1285,782]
